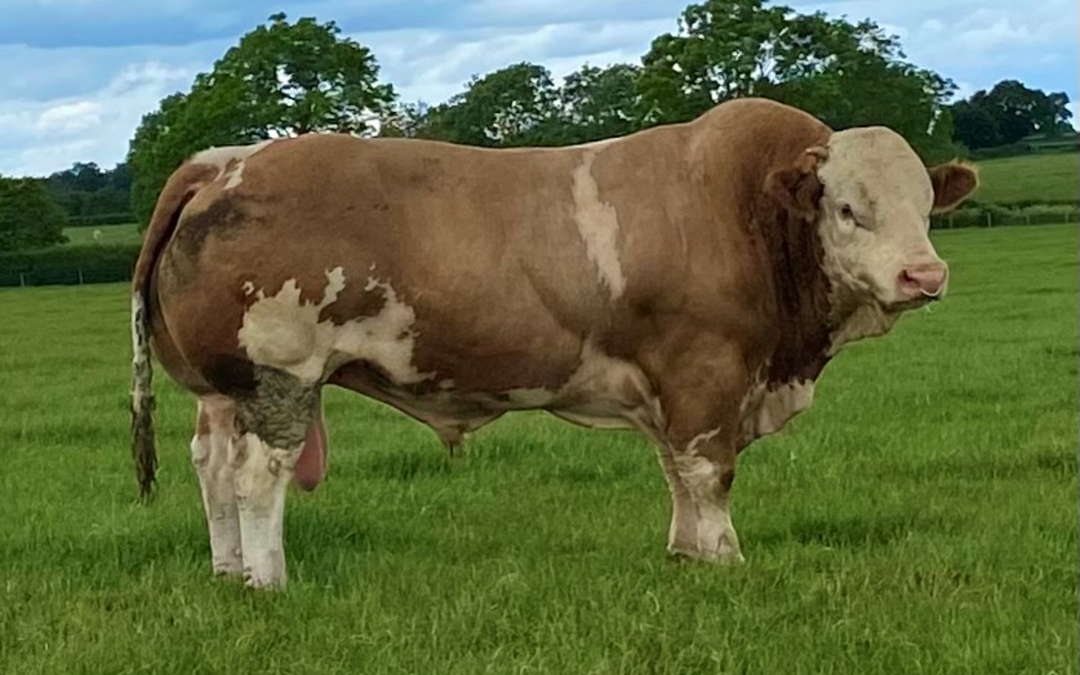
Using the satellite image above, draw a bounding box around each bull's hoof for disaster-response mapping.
[212,562,244,578]
[667,545,745,565]
[244,570,287,590]
[212,549,244,577]
[242,550,287,589]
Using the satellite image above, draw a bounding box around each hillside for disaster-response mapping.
[973,152,1079,204]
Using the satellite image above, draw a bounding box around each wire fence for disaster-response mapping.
[933,209,1078,229]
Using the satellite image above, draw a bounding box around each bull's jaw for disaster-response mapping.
[826,299,901,355]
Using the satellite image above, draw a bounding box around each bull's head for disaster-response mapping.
[771,127,978,323]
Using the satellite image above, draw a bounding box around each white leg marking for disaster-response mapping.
[191,398,242,576]
[671,454,743,564]
[656,449,699,554]
[232,433,302,589]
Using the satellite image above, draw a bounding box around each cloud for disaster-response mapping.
[364,18,671,105]
[0,60,197,176]
[0,0,1076,175]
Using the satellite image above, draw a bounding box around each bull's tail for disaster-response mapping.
[130,162,211,502]
[130,289,156,501]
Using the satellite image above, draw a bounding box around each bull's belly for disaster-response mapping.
[330,341,659,440]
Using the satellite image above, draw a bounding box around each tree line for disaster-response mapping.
[1,0,1074,252]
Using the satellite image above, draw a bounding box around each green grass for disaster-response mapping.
[0,224,1076,675]
[973,152,1079,204]
[62,222,142,246]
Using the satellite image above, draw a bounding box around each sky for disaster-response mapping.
[0,0,1076,177]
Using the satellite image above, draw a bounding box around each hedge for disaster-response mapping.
[0,243,140,287]
[65,212,138,228]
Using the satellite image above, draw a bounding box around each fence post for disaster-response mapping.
[78,268,84,285]
[986,212,992,228]
[19,273,25,287]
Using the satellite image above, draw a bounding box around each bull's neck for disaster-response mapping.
[755,210,837,386]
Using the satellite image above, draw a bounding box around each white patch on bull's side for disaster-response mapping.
[685,426,723,455]
[671,453,743,563]
[190,139,275,190]
[238,267,434,386]
[572,152,626,300]
[549,340,661,430]
[814,127,948,339]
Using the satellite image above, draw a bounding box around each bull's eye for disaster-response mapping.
[839,203,868,229]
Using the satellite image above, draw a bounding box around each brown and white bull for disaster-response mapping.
[130,98,977,588]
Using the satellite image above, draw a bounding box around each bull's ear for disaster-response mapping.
[765,147,827,221]
[928,162,979,214]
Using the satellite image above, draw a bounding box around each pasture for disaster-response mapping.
[974,152,1079,204]
[0,224,1076,675]
[62,222,142,247]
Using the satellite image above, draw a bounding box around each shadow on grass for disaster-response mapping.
[753,511,957,550]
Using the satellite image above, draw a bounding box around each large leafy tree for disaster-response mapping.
[638,0,957,159]
[952,80,1074,150]
[418,63,561,147]
[0,177,68,252]
[557,64,644,144]
[128,13,396,226]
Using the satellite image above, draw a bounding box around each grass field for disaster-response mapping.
[62,222,141,246]
[974,152,1079,204]
[1,224,1076,674]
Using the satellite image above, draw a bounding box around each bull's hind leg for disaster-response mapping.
[230,368,319,589]
[191,396,242,576]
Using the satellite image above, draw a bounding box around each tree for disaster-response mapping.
[0,177,68,252]
[557,64,643,143]
[418,63,561,147]
[951,80,1074,150]
[378,101,432,139]
[638,0,957,159]
[127,13,396,226]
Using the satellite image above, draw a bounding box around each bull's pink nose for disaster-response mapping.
[900,263,948,298]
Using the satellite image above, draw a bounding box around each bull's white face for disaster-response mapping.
[815,127,968,313]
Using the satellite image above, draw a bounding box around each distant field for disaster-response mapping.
[973,152,1079,204]
[63,222,141,246]
[0,224,1075,675]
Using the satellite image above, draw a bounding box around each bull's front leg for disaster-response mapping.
[651,353,747,564]
[666,434,742,563]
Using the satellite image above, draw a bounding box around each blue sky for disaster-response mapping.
[1,0,1076,176]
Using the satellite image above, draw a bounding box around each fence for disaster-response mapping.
[932,206,1079,229]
